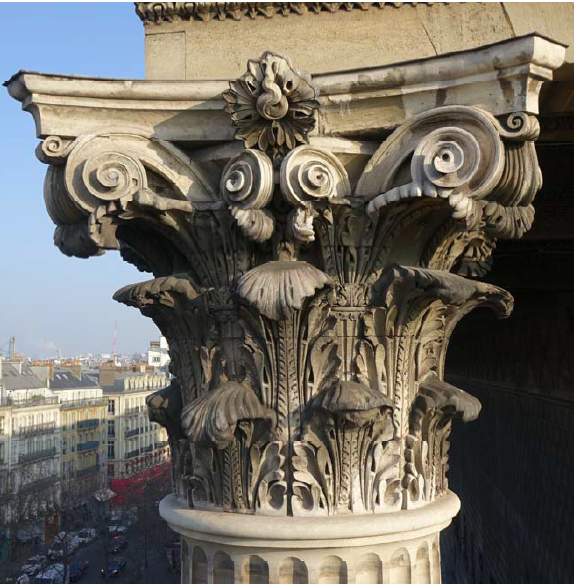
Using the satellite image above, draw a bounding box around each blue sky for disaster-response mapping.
[1,3,160,358]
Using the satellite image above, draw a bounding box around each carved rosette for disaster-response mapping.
[30,52,544,522]
[223,51,319,159]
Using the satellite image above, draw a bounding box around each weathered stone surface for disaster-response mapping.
[6,34,565,145]
[5,32,566,584]
[137,3,573,81]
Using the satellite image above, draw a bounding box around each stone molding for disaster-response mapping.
[160,490,460,547]
[135,2,436,25]
[6,35,564,143]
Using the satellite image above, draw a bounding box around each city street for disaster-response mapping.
[66,529,179,584]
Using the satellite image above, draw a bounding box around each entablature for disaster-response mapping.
[6,34,565,145]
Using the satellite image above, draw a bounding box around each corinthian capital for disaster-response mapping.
[6,32,565,583]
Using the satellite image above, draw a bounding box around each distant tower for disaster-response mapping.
[9,336,15,359]
[112,321,117,362]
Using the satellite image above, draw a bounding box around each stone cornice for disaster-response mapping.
[5,34,565,144]
[134,2,435,25]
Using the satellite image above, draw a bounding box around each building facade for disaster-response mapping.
[147,336,171,369]
[0,360,61,543]
[49,367,108,489]
[103,372,170,481]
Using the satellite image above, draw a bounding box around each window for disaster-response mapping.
[0,442,5,464]
[108,400,115,414]
[108,421,115,437]
[0,416,5,434]
[108,441,115,459]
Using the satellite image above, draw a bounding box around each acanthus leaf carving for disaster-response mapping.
[181,381,287,515]
[181,381,275,449]
[403,373,481,508]
[292,381,399,515]
[236,260,332,320]
[21,56,550,523]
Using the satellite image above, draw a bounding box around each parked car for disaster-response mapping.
[48,533,79,559]
[110,508,137,527]
[100,559,126,579]
[26,555,48,566]
[32,564,64,584]
[20,563,42,577]
[69,561,89,583]
[107,525,127,537]
[108,536,128,554]
[73,529,96,547]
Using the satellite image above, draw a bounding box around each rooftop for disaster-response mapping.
[0,363,46,392]
[50,368,100,390]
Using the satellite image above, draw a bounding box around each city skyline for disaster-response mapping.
[1,4,159,357]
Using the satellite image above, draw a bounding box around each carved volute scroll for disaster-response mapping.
[16,47,549,523]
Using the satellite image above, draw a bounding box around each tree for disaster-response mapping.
[108,462,174,583]
[55,471,109,583]
[0,462,59,583]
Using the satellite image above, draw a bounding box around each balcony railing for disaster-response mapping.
[125,448,140,459]
[77,418,99,430]
[142,444,154,454]
[18,447,57,464]
[60,397,108,410]
[74,464,101,478]
[77,440,99,453]
[125,406,142,415]
[19,474,58,494]
[155,441,169,449]
[125,428,141,438]
[14,421,56,436]
[10,396,59,408]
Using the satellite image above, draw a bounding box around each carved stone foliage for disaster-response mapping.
[36,51,543,520]
[293,382,400,515]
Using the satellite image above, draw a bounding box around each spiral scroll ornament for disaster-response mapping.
[223,51,319,157]
[416,129,480,190]
[367,123,504,230]
[65,140,147,214]
[221,149,274,210]
[496,112,540,142]
[36,135,75,164]
[280,146,351,206]
[82,152,145,202]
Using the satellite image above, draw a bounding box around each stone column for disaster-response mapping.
[6,34,565,584]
